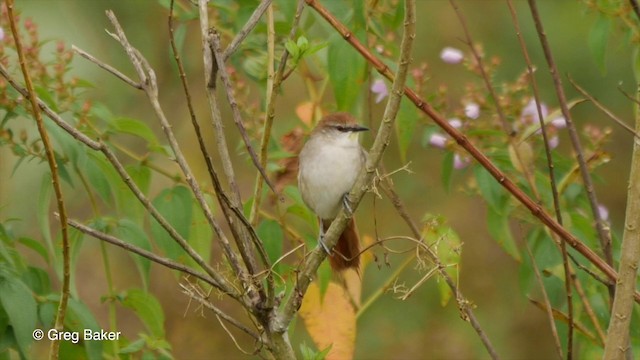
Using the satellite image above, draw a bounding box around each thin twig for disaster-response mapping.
[505,1,574,355]
[572,270,606,345]
[64,217,224,291]
[378,178,500,359]
[525,242,563,359]
[527,0,614,298]
[6,3,70,358]
[222,0,274,61]
[72,45,142,89]
[249,1,276,227]
[180,282,261,341]
[569,76,640,139]
[449,0,513,139]
[196,0,273,307]
[249,0,306,226]
[169,0,266,303]
[209,27,280,197]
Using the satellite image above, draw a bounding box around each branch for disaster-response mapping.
[196,0,273,307]
[602,72,640,360]
[527,0,615,287]
[505,1,574,355]
[209,24,280,197]
[277,0,417,332]
[222,0,273,61]
[249,0,306,226]
[64,217,224,290]
[179,282,261,342]
[6,2,70,358]
[72,45,142,89]
[569,76,640,139]
[525,242,563,359]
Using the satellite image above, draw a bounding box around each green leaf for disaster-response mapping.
[257,220,283,273]
[317,260,331,300]
[187,196,213,266]
[35,86,58,112]
[22,266,51,296]
[422,215,460,306]
[588,15,610,74]
[487,208,521,261]
[474,166,508,212]
[285,39,300,59]
[150,186,193,260]
[441,152,454,193]
[115,220,152,290]
[54,152,74,187]
[120,289,165,338]
[85,152,114,205]
[327,32,366,111]
[18,237,49,264]
[109,117,160,148]
[37,173,55,264]
[123,164,151,222]
[395,99,417,162]
[286,204,316,229]
[66,298,102,360]
[0,268,37,357]
[119,337,146,354]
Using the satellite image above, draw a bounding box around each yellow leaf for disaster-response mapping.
[299,282,356,360]
[296,101,315,126]
[343,269,361,308]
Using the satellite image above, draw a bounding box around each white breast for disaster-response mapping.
[298,132,365,220]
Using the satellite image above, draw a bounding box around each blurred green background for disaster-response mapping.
[0,0,635,359]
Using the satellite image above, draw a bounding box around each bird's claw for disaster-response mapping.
[342,193,353,215]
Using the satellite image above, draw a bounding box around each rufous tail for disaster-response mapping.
[323,218,360,272]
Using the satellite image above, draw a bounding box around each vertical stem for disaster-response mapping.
[527,0,614,289]
[249,2,276,227]
[506,2,574,356]
[6,2,71,358]
[602,58,640,360]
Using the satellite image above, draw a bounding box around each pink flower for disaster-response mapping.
[448,118,463,129]
[464,102,480,119]
[453,154,470,169]
[0,27,4,41]
[548,135,559,149]
[440,47,464,64]
[429,133,447,149]
[521,99,548,125]
[370,79,388,103]
[550,117,567,129]
[598,204,609,221]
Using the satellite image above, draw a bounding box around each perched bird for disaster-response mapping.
[298,112,368,271]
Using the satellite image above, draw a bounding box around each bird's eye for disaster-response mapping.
[335,125,347,132]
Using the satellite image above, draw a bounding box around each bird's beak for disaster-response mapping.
[352,125,369,132]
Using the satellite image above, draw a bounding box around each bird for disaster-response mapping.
[298,112,368,271]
